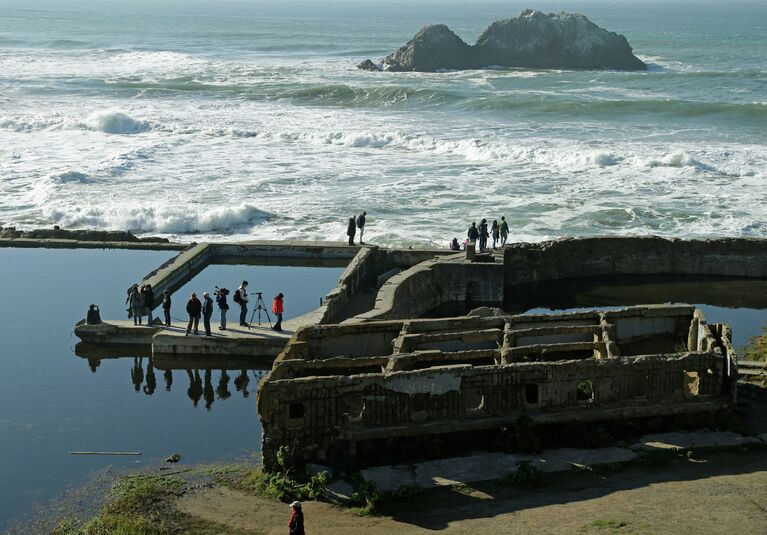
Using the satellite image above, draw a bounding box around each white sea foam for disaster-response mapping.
[84,110,151,134]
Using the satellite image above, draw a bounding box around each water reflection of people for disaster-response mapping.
[131,357,144,392]
[216,370,231,400]
[186,369,202,407]
[164,369,173,392]
[234,369,250,398]
[143,358,156,395]
[88,357,101,373]
[203,369,214,410]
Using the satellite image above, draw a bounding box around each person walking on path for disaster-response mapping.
[491,220,500,249]
[162,290,172,327]
[235,281,249,326]
[185,292,202,335]
[141,284,155,324]
[500,216,509,247]
[272,293,284,332]
[356,211,367,244]
[479,219,489,251]
[202,292,214,336]
[288,501,305,535]
[215,287,229,330]
[128,285,142,325]
[346,217,356,246]
[467,222,479,245]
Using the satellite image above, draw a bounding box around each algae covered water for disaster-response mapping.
[0,248,342,531]
[0,0,765,246]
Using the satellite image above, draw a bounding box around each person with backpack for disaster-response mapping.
[356,211,367,244]
[346,217,356,246]
[234,280,249,326]
[202,292,214,337]
[500,216,510,247]
[215,287,230,330]
[272,293,284,332]
[185,292,202,335]
[162,290,172,327]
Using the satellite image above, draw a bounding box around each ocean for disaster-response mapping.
[0,0,765,246]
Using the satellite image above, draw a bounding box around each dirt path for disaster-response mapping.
[178,450,767,534]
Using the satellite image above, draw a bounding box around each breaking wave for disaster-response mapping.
[43,203,271,234]
[84,110,151,134]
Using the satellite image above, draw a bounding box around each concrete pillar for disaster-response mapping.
[466,241,476,261]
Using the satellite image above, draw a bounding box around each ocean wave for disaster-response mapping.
[43,203,271,234]
[645,151,713,171]
[276,84,455,107]
[84,110,151,134]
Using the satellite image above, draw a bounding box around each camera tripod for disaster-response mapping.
[248,292,272,328]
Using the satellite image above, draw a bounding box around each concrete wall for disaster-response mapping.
[504,236,767,287]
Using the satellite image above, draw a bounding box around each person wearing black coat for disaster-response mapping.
[288,501,305,535]
[141,284,155,324]
[202,292,214,337]
[185,292,202,335]
[467,222,480,243]
[346,217,356,246]
[162,290,172,326]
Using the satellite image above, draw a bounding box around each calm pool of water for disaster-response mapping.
[0,248,343,531]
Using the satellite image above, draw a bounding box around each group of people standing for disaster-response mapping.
[182,281,285,336]
[127,283,160,325]
[464,216,510,251]
[128,280,285,337]
[346,211,367,246]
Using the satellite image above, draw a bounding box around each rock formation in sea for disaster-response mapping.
[358,9,647,72]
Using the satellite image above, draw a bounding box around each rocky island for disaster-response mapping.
[359,9,647,72]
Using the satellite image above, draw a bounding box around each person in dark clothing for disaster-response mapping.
[162,290,172,326]
[86,304,101,324]
[215,287,229,330]
[467,222,479,244]
[202,291,214,336]
[479,219,489,251]
[356,211,367,244]
[346,217,356,246]
[141,284,155,324]
[491,220,500,249]
[450,238,461,251]
[288,501,305,535]
[272,293,284,332]
[236,281,249,327]
[186,292,202,335]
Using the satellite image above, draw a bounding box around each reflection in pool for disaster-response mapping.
[0,248,343,531]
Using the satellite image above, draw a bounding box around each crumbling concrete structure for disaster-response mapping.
[258,305,737,471]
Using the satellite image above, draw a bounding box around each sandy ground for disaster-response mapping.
[178,449,767,534]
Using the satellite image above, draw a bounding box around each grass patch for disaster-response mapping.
[499,460,543,488]
[743,328,767,362]
[584,518,630,531]
[53,475,185,535]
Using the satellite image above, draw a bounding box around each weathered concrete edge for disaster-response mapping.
[359,430,767,493]
[0,237,187,251]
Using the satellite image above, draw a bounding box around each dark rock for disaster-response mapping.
[358,10,646,72]
[0,226,170,243]
[357,59,381,71]
[381,24,475,72]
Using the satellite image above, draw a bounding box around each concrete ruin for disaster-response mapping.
[257,304,737,470]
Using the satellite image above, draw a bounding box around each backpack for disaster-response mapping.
[233,289,242,304]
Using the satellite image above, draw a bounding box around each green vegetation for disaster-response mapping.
[500,460,543,487]
[239,446,329,502]
[53,475,184,535]
[743,328,767,362]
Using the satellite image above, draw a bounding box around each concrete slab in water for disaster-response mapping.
[630,431,761,452]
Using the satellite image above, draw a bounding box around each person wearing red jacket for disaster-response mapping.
[288,501,304,535]
[272,293,284,332]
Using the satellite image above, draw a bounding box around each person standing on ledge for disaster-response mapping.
[288,501,305,535]
[500,215,509,247]
[491,219,500,249]
[215,287,229,330]
[162,290,172,327]
[185,292,201,336]
[356,211,367,244]
[141,283,155,325]
[128,285,142,325]
[272,293,284,332]
[479,219,489,251]
[467,221,479,245]
[235,280,249,326]
[202,292,214,337]
[346,216,356,246]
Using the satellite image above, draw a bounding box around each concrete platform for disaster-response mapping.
[75,318,300,358]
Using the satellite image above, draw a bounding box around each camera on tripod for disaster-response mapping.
[249,291,271,328]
